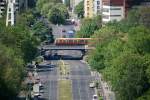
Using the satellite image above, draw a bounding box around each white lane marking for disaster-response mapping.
[78,77,82,100]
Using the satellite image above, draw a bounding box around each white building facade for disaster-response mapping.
[102,0,125,23]
[93,0,102,15]
[102,5,124,23]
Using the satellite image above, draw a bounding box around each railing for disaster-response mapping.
[41,45,93,50]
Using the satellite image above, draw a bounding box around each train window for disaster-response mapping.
[62,40,65,44]
[78,40,84,44]
[69,40,72,44]
[80,40,84,43]
[76,39,78,44]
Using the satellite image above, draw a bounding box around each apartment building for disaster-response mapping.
[102,0,125,23]
[84,0,94,18]
[0,0,27,17]
[93,0,102,15]
[0,0,6,17]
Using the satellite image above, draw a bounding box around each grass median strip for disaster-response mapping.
[58,80,72,100]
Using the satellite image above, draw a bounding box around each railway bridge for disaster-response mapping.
[41,45,94,50]
[39,38,95,59]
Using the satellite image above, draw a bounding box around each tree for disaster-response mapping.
[0,44,24,99]
[48,6,66,24]
[74,1,84,18]
[125,6,150,28]
[41,3,54,17]
[36,0,62,14]
[110,52,148,100]
[76,16,102,38]
[36,0,68,24]
[128,26,150,55]
[31,20,54,43]
[0,5,41,100]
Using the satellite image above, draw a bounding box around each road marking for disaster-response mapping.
[48,78,51,100]
[77,78,82,100]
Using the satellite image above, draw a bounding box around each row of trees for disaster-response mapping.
[79,6,150,100]
[36,0,69,24]
[76,15,102,38]
[0,10,39,99]
[74,1,84,18]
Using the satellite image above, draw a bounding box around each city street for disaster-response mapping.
[1,0,148,100]
[67,60,95,100]
[37,16,96,100]
[52,24,75,38]
[37,61,58,100]
[36,59,95,100]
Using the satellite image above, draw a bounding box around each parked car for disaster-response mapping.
[93,95,98,100]
[89,82,95,88]
[62,29,66,32]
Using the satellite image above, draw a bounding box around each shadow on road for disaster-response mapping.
[27,64,57,72]
[44,55,83,60]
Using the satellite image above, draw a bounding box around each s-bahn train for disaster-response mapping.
[54,38,91,45]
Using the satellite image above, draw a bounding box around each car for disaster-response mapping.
[62,29,66,32]
[89,82,95,88]
[93,94,98,100]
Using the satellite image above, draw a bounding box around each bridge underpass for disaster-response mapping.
[40,45,93,50]
[39,45,94,60]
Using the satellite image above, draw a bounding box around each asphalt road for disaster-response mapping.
[37,61,58,100]
[38,18,94,100]
[36,60,95,100]
[67,60,95,100]
[52,24,75,38]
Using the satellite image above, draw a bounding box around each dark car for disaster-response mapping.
[62,29,66,32]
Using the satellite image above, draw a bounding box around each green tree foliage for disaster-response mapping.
[76,16,102,38]
[47,3,69,24]
[41,3,54,17]
[0,10,40,99]
[123,6,150,28]
[137,89,150,100]
[88,6,150,100]
[109,52,147,100]
[0,44,24,99]
[128,26,150,54]
[36,0,62,11]
[36,0,68,24]
[32,20,54,42]
[74,1,84,18]
[48,7,65,24]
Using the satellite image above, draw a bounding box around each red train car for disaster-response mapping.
[54,38,92,45]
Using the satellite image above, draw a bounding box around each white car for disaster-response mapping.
[89,82,95,88]
[93,95,98,100]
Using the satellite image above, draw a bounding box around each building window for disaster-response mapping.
[87,13,89,16]
[9,13,11,19]
[97,1,100,5]
[110,15,121,17]
[102,15,109,19]
[102,8,109,12]
[97,6,100,9]
[9,8,11,11]
[87,7,89,10]
[87,1,89,5]
[110,8,121,10]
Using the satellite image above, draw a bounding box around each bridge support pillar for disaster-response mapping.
[81,50,86,58]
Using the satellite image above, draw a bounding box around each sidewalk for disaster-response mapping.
[81,60,115,100]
